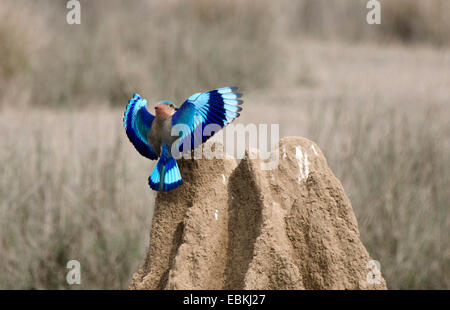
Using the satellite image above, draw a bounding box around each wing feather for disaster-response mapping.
[123,94,158,160]
[171,87,243,153]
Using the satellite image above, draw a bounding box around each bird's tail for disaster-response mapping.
[148,143,182,191]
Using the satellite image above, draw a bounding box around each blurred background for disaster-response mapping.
[0,0,448,289]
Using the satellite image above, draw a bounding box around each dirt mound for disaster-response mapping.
[129,137,387,289]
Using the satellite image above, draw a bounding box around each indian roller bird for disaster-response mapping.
[123,87,243,191]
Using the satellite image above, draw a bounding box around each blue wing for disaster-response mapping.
[123,94,158,160]
[171,87,243,152]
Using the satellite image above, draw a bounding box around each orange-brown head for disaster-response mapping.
[154,101,177,118]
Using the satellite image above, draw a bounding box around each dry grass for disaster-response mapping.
[0,0,277,108]
[2,0,450,108]
[0,0,448,289]
[0,108,156,289]
[279,0,450,45]
[307,100,449,289]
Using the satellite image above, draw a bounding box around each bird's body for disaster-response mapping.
[147,112,174,157]
[123,87,243,191]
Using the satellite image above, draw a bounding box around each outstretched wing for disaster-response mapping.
[123,94,158,160]
[171,87,243,152]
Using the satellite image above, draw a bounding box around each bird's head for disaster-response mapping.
[155,100,177,118]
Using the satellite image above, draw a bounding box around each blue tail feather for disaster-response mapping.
[148,143,182,191]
